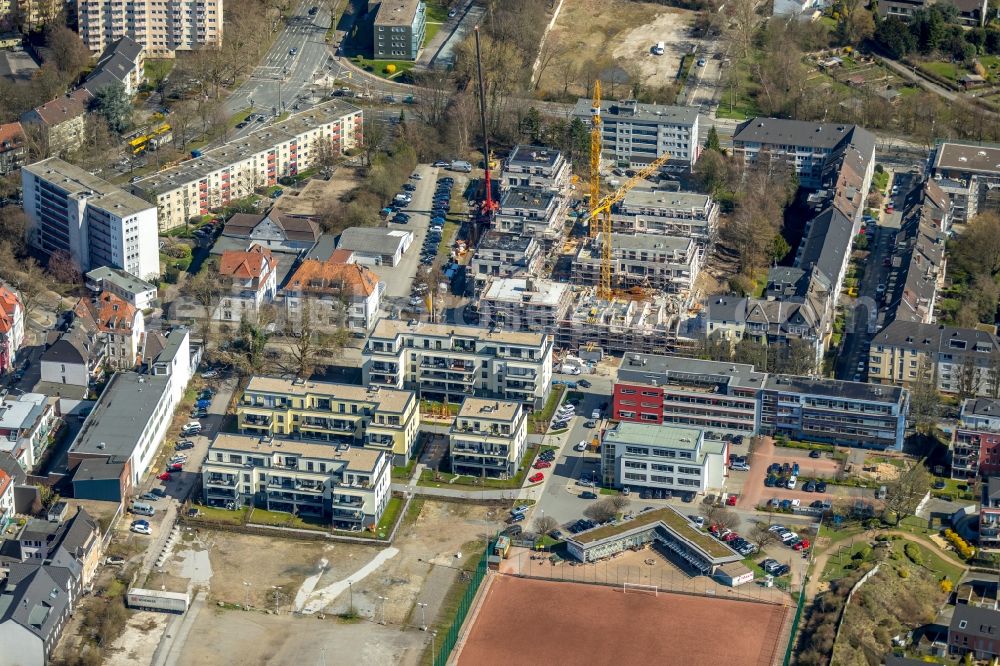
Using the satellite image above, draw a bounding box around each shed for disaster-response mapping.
[337,227,413,267]
[714,561,755,587]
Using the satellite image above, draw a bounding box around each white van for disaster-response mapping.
[653,42,665,56]
[131,501,155,516]
[450,160,472,172]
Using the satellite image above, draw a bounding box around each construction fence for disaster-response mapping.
[433,543,490,666]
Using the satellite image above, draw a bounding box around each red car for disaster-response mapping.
[157,472,171,481]
[793,539,811,551]
[885,204,894,213]
[726,494,738,506]
[723,532,740,542]
[167,463,183,472]
[533,461,551,469]
[528,472,544,484]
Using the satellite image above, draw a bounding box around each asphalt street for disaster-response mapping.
[225,0,336,124]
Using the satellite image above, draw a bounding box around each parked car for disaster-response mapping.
[578,379,592,388]
[726,494,738,506]
[580,491,598,499]
[201,370,219,379]
[175,440,194,450]
[157,472,172,481]
[793,539,811,551]
[690,515,705,528]
[803,481,816,492]
[528,472,544,483]
[106,555,126,565]
[432,160,450,167]
[533,461,551,469]
[681,491,695,503]
[139,492,161,502]
[131,521,152,535]
[809,449,821,458]
[815,481,827,493]
[575,440,588,452]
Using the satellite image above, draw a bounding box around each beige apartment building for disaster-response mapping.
[448,398,526,479]
[76,0,223,57]
[132,100,363,230]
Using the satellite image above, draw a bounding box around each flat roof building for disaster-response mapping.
[373,0,426,61]
[572,99,700,167]
[477,277,573,336]
[449,398,527,479]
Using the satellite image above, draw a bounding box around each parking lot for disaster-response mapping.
[738,438,843,510]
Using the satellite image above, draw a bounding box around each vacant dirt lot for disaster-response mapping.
[457,576,790,666]
[536,0,697,98]
[269,165,362,216]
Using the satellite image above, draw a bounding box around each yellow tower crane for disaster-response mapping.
[590,151,672,300]
[588,81,602,239]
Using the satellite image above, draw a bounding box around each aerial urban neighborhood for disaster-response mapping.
[3,0,1000,665]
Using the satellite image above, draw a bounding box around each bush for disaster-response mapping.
[898,566,909,578]
[941,578,954,593]
[385,63,397,74]
[904,543,923,565]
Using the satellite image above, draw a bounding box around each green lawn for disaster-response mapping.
[921,60,962,82]
[249,507,327,531]
[424,0,449,22]
[423,21,442,47]
[822,540,876,581]
[418,444,542,490]
[898,539,965,583]
[143,59,174,89]
[528,384,565,434]
[189,504,249,525]
[392,458,418,481]
[352,57,415,79]
[371,496,403,537]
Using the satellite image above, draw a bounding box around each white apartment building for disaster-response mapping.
[22,158,159,281]
[613,190,719,246]
[0,393,55,472]
[477,277,573,335]
[133,101,363,230]
[573,232,700,296]
[470,231,542,295]
[84,266,158,310]
[572,99,700,168]
[76,0,223,57]
[363,320,553,408]
[215,244,278,323]
[495,186,568,241]
[501,144,571,192]
[448,398,527,478]
[202,433,392,531]
[0,282,24,376]
[601,422,727,496]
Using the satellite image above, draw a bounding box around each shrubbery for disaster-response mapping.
[944,528,976,559]
[904,542,923,565]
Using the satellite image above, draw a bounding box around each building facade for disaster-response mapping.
[952,398,1000,480]
[133,101,363,231]
[0,282,24,376]
[572,98,700,168]
[601,422,727,495]
[76,0,224,57]
[612,190,719,246]
[235,376,419,465]
[84,266,157,310]
[23,157,159,281]
[283,256,383,334]
[215,244,277,323]
[73,291,145,370]
[202,433,391,530]
[372,0,425,60]
[19,90,93,158]
[448,398,526,478]
[501,144,571,192]
[476,277,573,335]
[0,121,26,176]
[362,320,553,408]
[572,232,700,296]
[470,231,542,295]
[494,186,567,241]
[0,393,54,472]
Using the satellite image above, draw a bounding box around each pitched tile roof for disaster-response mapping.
[218,244,276,280]
[29,89,92,127]
[0,283,21,336]
[74,291,139,335]
[0,121,24,152]
[285,256,379,298]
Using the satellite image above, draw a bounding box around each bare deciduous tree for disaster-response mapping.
[534,515,559,535]
[583,499,618,524]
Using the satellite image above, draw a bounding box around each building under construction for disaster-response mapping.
[555,288,699,356]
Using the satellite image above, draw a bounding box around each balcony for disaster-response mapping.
[331,494,364,507]
[294,481,324,494]
[205,487,238,500]
[205,474,237,487]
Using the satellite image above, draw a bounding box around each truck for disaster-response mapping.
[450,160,472,173]
[126,588,189,614]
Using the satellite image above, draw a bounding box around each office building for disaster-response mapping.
[760,375,909,450]
[132,101,363,230]
[572,232,700,296]
[600,422,727,495]
[868,320,1000,397]
[202,433,391,530]
[613,354,766,439]
[76,0,223,57]
[477,277,573,335]
[363,320,553,408]
[22,158,159,281]
[501,144,571,192]
[236,376,419,465]
[572,98,700,168]
[612,189,719,246]
[84,266,157,310]
[448,398,527,478]
[952,398,1000,480]
[0,282,24,376]
[372,0,426,61]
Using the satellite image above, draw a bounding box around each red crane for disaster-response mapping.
[473,26,497,243]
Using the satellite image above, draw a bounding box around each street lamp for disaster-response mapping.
[417,601,428,631]
[242,581,251,608]
[377,595,388,624]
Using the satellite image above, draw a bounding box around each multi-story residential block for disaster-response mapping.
[952,398,1000,480]
[372,0,425,61]
[470,231,542,295]
[922,178,954,232]
[0,468,12,533]
[600,422,727,495]
[132,101,363,230]
[760,375,909,450]
[611,189,719,246]
[501,144,571,192]
[448,398,527,478]
[884,202,947,325]
[202,433,392,530]
[235,376,419,465]
[494,186,567,241]
[572,232,700,296]
[76,0,223,57]
[931,141,1000,222]
[868,320,1000,396]
[556,290,680,357]
[613,355,766,439]
[476,277,573,336]
[949,602,1000,659]
[878,0,988,26]
[22,157,160,281]
[2,507,102,590]
[980,477,1000,549]
[363,320,553,408]
[84,266,157,310]
[731,118,876,194]
[572,98,700,168]
[6,0,61,31]
[0,393,54,472]
[73,291,145,370]
[283,255,383,335]
[19,89,93,158]
[0,121,25,176]
[67,328,191,500]
[215,244,277,323]
[80,36,146,97]
[0,282,24,375]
